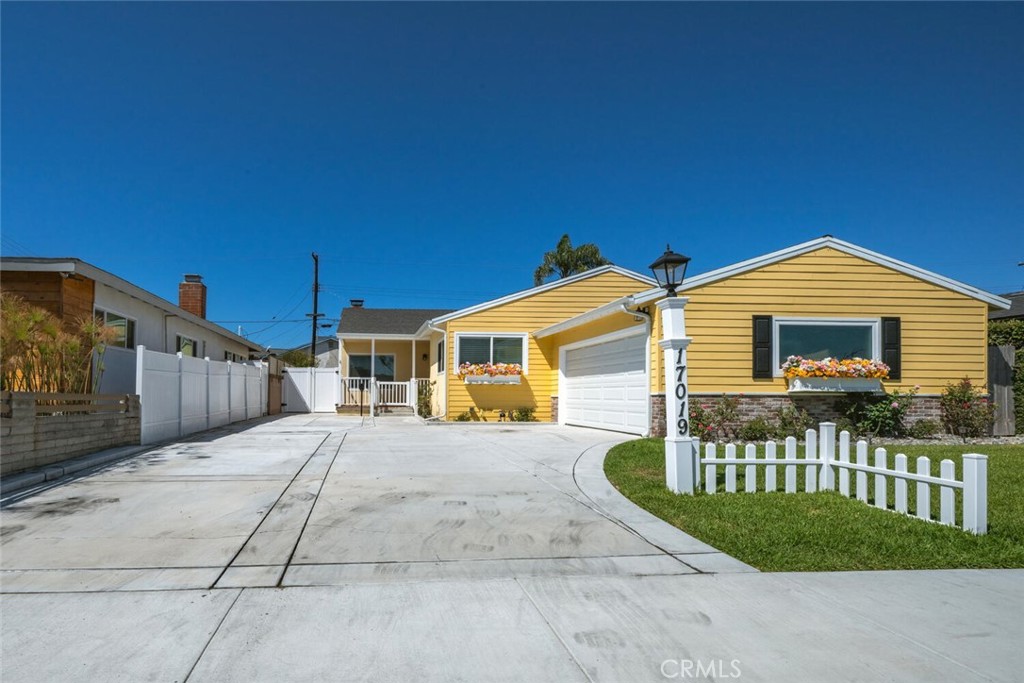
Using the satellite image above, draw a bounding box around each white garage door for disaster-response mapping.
[562,332,648,435]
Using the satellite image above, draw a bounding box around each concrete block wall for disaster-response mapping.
[1,393,141,476]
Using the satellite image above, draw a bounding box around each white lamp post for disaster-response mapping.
[650,245,697,495]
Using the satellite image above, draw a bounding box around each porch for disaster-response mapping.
[281,337,434,415]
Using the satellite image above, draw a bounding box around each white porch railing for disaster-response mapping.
[376,381,408,406]
[337,378,427,415]
[695,422,989,535]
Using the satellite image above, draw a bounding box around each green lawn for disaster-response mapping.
[604,440,1024,571]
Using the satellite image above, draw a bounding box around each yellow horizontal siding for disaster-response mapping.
[652,247,990,395]
[445,271,651,421]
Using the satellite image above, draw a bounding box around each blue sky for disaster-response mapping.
[3,3,1022,350]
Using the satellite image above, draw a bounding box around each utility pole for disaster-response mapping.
[309,252,322,357]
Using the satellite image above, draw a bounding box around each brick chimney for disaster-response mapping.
[179,274,207,319]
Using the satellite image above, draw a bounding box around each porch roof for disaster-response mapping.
[337,307,453,337]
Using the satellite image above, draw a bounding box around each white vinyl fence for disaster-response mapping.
[695,423,989,535]
[136,345,267,444]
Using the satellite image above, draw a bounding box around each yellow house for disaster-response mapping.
[336,237,1010,435]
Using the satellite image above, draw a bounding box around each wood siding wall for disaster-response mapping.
[445,271,651,421]
[658,247,990,395]
[0,271,95,322]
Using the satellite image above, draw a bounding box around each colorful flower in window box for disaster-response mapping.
[457,362,523,384]
[781,356,890,380]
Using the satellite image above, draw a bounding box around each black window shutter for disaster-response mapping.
[881,317,901,380]
[752,316,773,379]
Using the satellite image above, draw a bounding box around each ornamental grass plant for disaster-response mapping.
[0,294,116,394]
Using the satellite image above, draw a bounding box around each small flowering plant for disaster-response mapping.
[781,355,890,380]
[457,362,523,378]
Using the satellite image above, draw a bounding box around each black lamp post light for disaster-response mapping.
[651,243,697,495]
[648,244,691,296]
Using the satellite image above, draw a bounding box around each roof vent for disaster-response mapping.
[350,299,364,308]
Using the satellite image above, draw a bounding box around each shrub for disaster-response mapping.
[838,386,918,437]
[1,294,116,393]
[511,406,537,422]
[417,381,434,418]
[711,395,740,440]
[775,405,814,437]
[940,378,995,441]
[907,419,940,439]
[738,416,775,442]
[688,402,715,441]
[453,411,473,422]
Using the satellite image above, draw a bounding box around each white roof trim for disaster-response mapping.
[533,296,635,338]
[674,236,1011,309]
[0,257,263,350]
[427,265,656,326]
[530,236,1012,338]
[336,333,427,341]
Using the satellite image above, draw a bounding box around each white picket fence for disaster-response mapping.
[136,345,267,444]
[696,423,988,535]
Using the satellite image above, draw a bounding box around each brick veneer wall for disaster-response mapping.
[550,396,558,424]
[648,392,942,438]
[1,394,141,476]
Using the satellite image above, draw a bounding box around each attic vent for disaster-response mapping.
[350,299,364,308]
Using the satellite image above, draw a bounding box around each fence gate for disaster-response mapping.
[989,345,1016,436]
[281,368,339,413]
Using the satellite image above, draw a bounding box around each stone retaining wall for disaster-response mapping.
[1,393,141,476]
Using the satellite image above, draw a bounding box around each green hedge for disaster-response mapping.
[989,319,1024,433]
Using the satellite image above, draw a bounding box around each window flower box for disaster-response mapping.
[457,362,523,385]
[787,377,883,394]
[782,356,887,393]
[463,374,521,385]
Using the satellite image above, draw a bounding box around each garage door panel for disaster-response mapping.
[562,333,648,436]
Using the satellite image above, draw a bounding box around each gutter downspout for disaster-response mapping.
[426,321,447,420]
[622,301,653,437]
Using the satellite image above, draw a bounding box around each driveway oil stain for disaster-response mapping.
[8,496,120,518]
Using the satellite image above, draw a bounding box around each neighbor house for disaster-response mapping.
[0,257,262,393]
[334,237,1010,435]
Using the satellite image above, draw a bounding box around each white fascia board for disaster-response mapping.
[428,265,656,326]
[672,236,1011,309]
[0,257,263,350]
[337,333,427,341]
[533,296,634,338]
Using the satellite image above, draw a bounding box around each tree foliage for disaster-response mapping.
[533,234,611,286]
[279,349,319,367]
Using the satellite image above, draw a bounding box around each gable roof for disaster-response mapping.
[626,236,1010,309]
[337,307,453,337]
[424,265,656,328]
[0,256,262,351]
[535,236,1011,338]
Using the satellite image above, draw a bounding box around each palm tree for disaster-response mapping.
[533,234,611,286]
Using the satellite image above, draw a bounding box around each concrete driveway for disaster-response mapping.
[1,415,1021,682]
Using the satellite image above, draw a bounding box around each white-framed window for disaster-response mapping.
[94,308,136,349]
[772,317,880,376]
[177,335,199,357]
[454,333,528,372]
[349,354,395,381]
[437,340,445,372]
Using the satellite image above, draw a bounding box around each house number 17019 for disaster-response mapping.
[675,347,688,437]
